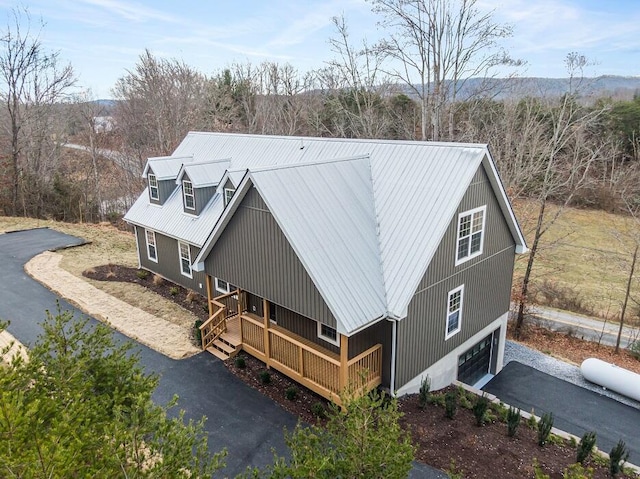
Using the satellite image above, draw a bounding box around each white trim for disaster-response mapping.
[182,180,195,210]
[178,241,192,278]
[148,174,159,201]
[145,230,158,263]
[317,322,340,346]
[134,226,141,269]
[455,205,486,266]
[214,277,233,294]
[445,285,464,340]
[390,318,397,396]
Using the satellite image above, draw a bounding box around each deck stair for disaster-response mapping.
[205,316,241,360]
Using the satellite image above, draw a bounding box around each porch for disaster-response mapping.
[199,285,382,404]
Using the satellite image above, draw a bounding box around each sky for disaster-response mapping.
[0,0,638,99]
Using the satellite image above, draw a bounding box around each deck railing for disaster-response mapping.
[200,291,239,350]
[239,313,381,404]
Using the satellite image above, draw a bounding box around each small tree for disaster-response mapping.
[254,388,414,478]
[0,308,224,477]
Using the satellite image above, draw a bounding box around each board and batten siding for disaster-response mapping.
[181,172,217,216]
[204,186,338,328]
[395,164,516,389]
[136,226,207,294]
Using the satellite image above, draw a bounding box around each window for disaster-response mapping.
[456,206,486,264]
[269,302,277,323]
[224,188,235,206]
[145,230,157,262]
[183,180,195,210]
[215,277,237,295]
[178,241,192,277]
[317,322,340,346]
[446,285,464,339]
[148,174,159,200]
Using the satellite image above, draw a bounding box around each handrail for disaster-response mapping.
[199,307,225,331]
[200,306,227,350]
[347,343,382,366]
[212,290,237,301]
[269,327,341,366]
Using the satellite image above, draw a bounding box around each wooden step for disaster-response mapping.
[218,332,240,348]
[213,340,236,355]
[206,346,230,360]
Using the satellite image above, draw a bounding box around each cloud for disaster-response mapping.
[76,0,179,24]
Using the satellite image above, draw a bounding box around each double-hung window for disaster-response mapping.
[148,174,159,201]
[183,180,195,211]
[215,277,237,295]
[317,322,340,346]
[456,206,486,264]
[224,188,235,206]
[145,230,157,262]
[178,241,192,277]
[446,285,463,339]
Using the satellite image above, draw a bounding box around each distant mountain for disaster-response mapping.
[403,76,640,102]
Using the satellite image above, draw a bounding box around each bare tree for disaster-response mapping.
[513,54,609,338]
[0,7,75,216]
[370,0,516,141]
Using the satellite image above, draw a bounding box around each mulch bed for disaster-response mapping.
[86,264,640,478]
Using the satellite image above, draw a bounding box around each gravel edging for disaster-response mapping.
[504,340,640,410]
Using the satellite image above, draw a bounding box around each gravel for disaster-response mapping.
[504,340,640,410]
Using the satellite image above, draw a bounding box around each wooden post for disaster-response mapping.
[263,298,271,368]
[339,333,348,393]
[205,275,214,317]
[237,289,242,317]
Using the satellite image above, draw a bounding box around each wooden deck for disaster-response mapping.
[200,288,382,405]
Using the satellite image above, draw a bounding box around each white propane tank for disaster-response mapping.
[580,358,640,402]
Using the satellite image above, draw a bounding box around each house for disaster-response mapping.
[124,132,527,402]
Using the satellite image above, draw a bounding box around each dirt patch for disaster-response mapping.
[84,264,209,323]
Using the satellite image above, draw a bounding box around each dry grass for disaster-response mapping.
[513,201,640,320]
[0,217,198,329]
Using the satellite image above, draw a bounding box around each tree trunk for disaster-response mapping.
[514,199,546,339]
[616,244,637,353]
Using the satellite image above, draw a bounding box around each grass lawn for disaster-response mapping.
[513,201,640,321]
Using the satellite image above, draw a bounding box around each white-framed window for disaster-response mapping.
[214,277,237,295]
[224,188,235,206]
[446,285,464,339]
[148,174,159,200]
[317,322,340,346]
[183,180,195,210]
[145,230,158,262]
[178,241,192,278]
[456,206,486,265]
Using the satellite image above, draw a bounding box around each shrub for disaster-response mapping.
[506,406,521,437]
[491,401,509,422]
[563,463,594,479]
[533,458,549,479]
[285,387,298,401]
[136,269,149,279]
[527,410,538,429]
[628,340,640,360]
[609,439,630,477]
[185,290,198,304]
[444,390,458,419]
[193,320,203,344]
[169,286,179,296]
[473,394,489,426]
[311,402,326,419]
[537,412,554,446]
[234,356,246,369]
[576,431,597,465]
[152,274,164,286]
[258,370,271,385]
[418,376,431,409]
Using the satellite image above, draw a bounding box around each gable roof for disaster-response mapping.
[190,135,527,336]
[143,155,194,180]
[176,159,231,187]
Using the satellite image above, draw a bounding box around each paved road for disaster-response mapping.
[533,306,638,348]
[0,228,444,479]
[484,361,640,464]
[63,142,141,175]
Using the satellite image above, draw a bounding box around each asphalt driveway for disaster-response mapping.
[0,228,444,478]
[483,361,640,464]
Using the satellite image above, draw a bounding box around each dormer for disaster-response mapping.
[176,159,231,216]
[142,155,194,206]
[216,169,246,207]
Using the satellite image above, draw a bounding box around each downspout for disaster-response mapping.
[134,226,141,269]
[390,318,398,397]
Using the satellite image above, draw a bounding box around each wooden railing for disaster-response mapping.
[239,314,382,404]
[200,291,239,350]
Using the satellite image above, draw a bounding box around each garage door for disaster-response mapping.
[457,333,493,385]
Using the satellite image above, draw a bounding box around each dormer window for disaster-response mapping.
[224,188,235,206]
[148,174,159,200]
[183,180,195,210]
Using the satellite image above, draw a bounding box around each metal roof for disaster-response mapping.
[129,132,527,334]
[176,159,231,187]
[143,155,194,180]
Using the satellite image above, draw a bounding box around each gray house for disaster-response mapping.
[125,132,526,402]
